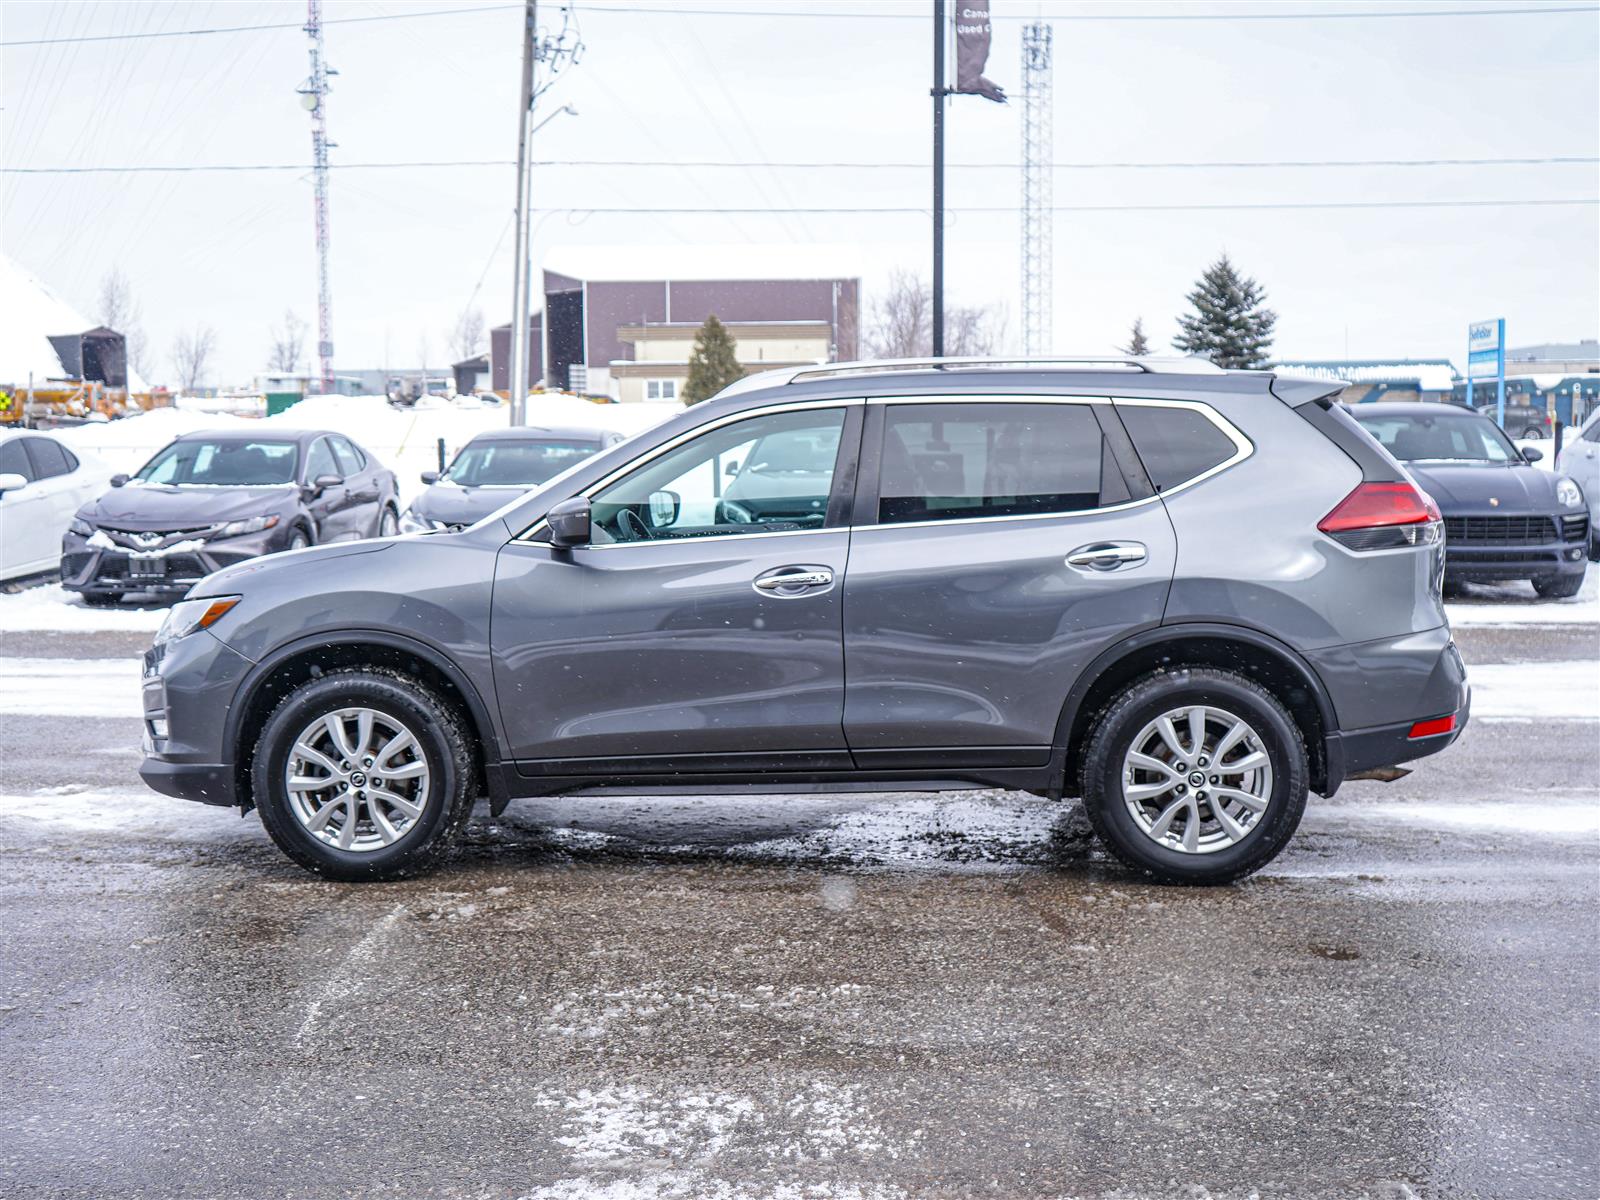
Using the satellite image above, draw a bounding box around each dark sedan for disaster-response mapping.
[61,428,398,603]
[1351,402,1589,598]
[398,425,622,533]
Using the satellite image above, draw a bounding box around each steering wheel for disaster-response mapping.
[617,507,654,542]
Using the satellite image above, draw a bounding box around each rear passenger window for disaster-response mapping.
[331,438,365,475]
[1118,404,1239,492]
[23,437,72,479]
[0,439,33,481]
[878,402,1115,524]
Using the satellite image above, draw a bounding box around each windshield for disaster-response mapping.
[1352,411,1518,464]
[137,439,299,485]
[443,438,601,487]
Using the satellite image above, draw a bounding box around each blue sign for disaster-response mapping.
[1466,317,1506,427]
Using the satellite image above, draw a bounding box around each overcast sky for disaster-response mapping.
[2,0,1597,386]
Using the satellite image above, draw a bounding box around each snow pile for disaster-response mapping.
[0,585,166,633]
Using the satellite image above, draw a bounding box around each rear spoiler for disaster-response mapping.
[1268,374,1346,408]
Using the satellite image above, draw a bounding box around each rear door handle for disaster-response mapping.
[1065,541,1147,571]
[753,567,834,594]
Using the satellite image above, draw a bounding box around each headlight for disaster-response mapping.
[1556,478,1583,508]
[68,517,95,537]
[398,508,441,535]
[214,514,280,539]
[155,595,241,647]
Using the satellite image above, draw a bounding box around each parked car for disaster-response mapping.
[0,429,113,585]
[1555,406,1600,561]
[399,425,624,534]
[1351,402,1588,597]
[1475,400,1552,440]
[139,358,1469,885]
[62,428,398,603]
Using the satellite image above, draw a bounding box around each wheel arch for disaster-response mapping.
[1056,622,1338,797]
[227,630,505,813]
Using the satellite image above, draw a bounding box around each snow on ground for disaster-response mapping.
[51,393,680,505]
[1444,567,1598,625]
[0,584,167,633]
[0,657,144,718]
[1468,661,1598,721]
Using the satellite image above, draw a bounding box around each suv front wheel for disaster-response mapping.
[1080,668,1308,885]
[252,669,476,880]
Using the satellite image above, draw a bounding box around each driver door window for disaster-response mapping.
[588,407,847,543]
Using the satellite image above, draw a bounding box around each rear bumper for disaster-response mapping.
[1325,685,1471,793]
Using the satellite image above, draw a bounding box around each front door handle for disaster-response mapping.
[753,567,834,594]
[1065,541,1147,571]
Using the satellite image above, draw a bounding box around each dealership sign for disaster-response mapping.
[954,4,1006,102]
[1466,317,1506,422]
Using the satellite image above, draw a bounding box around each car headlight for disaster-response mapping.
[214,514,280,539]
[68,517,95,537]
[1556,478,1583,508]
[154,596,241,647]
[398,508,441,534]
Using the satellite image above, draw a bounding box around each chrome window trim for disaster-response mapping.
[514,393,1253,546]
[515,397,863,545]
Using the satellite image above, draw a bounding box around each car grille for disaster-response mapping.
[1562,514,1590,543]
[1443,515,1557,545]
[100,526,212,550]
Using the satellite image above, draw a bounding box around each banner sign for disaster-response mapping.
[954,4,1006,102]
[1467,318,1503,379]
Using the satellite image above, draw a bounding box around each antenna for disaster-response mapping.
[1020,23,1053,357]
[299,0,336,395]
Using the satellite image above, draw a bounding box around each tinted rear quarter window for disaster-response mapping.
[878,402,1112,523]
[0,439,32,481]
[331,437,365,475]
[23,437,73,479]
[1118,404,1237,492]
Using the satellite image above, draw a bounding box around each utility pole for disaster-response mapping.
[1020,23,1053,357]
[509,0,537,426]
[931,0,946,357]
[300,0,336,395]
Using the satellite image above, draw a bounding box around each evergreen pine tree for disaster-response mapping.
[682,314,744,404]
[1172,255,1277,369]
[1121,317,1150,357]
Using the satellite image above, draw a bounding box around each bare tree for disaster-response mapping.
[864,269,931,359]
[268,309,307,373]
[448,306,486,363]
[97,267,150,380]
[865,269,1006,359]
[170,325,218,393]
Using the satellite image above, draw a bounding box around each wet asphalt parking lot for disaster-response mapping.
[1,594,1596,1199]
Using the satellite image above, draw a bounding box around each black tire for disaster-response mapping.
[286,526,312,553]
[377,506,399,538]
[1079,667,1308,886]
[1588,532,1599,564]
[1532,573,1585,599]
[252,668,477,881]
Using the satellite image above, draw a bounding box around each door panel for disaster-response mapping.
[841,397,1175,756]
[492,532,851,762]
[841,505,1176,752]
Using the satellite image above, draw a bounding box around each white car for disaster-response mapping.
[0,429,114,585]
[1555,409,1600,560]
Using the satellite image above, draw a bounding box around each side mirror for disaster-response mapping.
[110,473,129,488]
[313,473,343,491]
[724,459,740,477]
[546,496,592,548]
[648,489,681,529]
[420,470,440,485]
[0,472,27,497]
[1522,446,1544,463]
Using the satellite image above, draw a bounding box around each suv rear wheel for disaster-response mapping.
[252,669,476,880]
[1080,667,1308,885]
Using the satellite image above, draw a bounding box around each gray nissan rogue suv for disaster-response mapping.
[139,358,1469,884]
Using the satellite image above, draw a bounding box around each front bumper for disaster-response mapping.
[138,627,256,806]
[61,528,284,596]
[1442,511,1589,581]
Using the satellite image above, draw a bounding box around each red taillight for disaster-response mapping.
[1408,714,1457,739]
[1318,482,1441,533]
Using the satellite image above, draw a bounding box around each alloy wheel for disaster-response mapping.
[284,707,431,852]
[1121,704,1274,854]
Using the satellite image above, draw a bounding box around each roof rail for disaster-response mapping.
[714,355,1226,400]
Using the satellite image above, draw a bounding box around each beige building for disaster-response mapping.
[610,320,835,404]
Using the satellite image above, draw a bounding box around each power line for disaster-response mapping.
[4,2,1593,46]
[5,156,1593,175]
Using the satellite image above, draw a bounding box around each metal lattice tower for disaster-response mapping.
[1020,23,1053,356]
[301,1,335,394]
